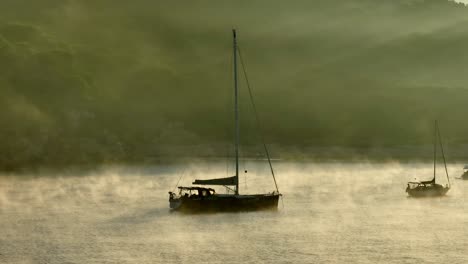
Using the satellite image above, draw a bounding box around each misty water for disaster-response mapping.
[0,161,467,264]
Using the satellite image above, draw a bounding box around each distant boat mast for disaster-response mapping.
[436,120,450,187]
[433,120,436,182]
[433,120,450,186]
[233,29,239,195]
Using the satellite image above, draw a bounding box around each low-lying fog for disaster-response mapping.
[0,161,466,263]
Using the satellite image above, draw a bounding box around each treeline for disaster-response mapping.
[1,1,468,170]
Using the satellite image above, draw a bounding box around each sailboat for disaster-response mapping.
[406,120,450,197]
[168,29,281,212]
[460,165,468,180]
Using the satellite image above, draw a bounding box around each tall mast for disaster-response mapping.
[437,121,450,187]
[433,120,437,182]
[233,29,239,195]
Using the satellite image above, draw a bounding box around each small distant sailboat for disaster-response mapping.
[168,29,281,212]
[460,165,468,180]
[406,120,450,197]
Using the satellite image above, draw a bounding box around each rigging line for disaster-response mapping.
[226,46,234,178]
[172,166,187,192]
[239,147,247,189]
[436,121,450,186]
[237,46,280,195]
[433,120,436,182]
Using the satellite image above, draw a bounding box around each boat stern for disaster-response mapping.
[168,192,182,210]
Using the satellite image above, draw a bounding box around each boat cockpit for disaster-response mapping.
[169,186,216,200]
[463,165,468,174]
[407,181,433,189]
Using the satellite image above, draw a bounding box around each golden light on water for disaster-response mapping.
[0,162,466,263]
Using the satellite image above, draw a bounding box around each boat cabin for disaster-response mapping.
[406,179,448,191]
[407,181,435,189]
[169,186,216,200]
[461,165,468,180]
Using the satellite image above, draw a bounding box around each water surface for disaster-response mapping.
[0,162,466,263]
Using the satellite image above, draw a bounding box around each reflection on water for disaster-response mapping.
[0,162,467,263]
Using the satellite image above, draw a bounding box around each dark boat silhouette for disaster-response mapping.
[168,29,281,212]
[406,121,450,197]
[460,165,468,180]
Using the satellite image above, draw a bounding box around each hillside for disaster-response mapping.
[1,0,468,170]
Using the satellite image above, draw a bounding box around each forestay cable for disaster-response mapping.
[436,121,450,187]
[237,47,280,196]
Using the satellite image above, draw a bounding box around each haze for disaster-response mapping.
[1,162,466,263]
[1,0,468,170]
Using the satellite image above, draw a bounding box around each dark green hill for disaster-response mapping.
[1,1,468,170]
